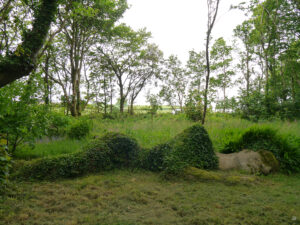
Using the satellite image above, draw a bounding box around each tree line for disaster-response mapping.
[0,0,299,123]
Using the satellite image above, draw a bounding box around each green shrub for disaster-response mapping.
[67,119,91,139]
[14,140,114,180]
[16,151,89,180]
[84,140,112,171]
[185,105,203,122]
[0,148,11,186]
[139,144,172,172]
[47,112,70,137]
[184,91,203,122]
[98,132,140,168]
[102,113,116,120]
[221,126,300,173]
[164,124,218,175]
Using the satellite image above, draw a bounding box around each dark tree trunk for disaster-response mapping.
[130,98,134,115]
[0,0,58,88]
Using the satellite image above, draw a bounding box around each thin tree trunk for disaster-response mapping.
[202,0,220,125]
[130,98,134,115]
[44,54,50,105]
[202,35,211,124]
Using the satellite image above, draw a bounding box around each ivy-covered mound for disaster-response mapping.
[97,132,140,168]
[141,124,218,175]
[221,126,300,173]
[15,142,112,180]
[15,126,218,180]
[15,132,139,180]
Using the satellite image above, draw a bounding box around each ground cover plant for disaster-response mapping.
[1,170,300,225]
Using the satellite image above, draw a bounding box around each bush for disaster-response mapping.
[221,126,300,173]
[0,147,11,186]
[184,91,203,122]
[98,132,140,168]
[15,142,112,180]
[47,112,70,137]
[16,151,89,180]
[84,140,112,171]
[102,113,116,120]
[67,119,92,140]
[164,124,218,175]
[185,105,203,122]
[139,144,172,172]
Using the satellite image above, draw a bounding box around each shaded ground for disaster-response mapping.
[1,170,299,225]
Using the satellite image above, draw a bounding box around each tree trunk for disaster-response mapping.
[223,87,226,113]
[120,97,125,114]
[0,0,58,88]
[76,77,81,116]
[130,98,134,115]
[202,0,220,125]
[246,50,250,97]
[44,54,50,105]
[70,69,78,117]
[119,82,125,114]
[110,76,113,113]
[202,35,211,124]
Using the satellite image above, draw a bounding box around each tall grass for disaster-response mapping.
[92,114,195,148]
[15,113,300,159]
[15,139,89,160]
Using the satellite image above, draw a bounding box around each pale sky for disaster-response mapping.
[122,0,247,62]
[120,0,248,105]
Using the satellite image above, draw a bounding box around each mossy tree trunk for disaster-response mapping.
[0,0,58,88]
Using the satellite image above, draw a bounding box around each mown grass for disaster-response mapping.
[1,170,299,225]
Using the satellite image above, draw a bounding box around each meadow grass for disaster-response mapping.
[15,138,89,160]
[1,170,299,225]
[15,113,300,159]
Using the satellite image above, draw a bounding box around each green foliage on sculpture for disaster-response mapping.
[98,132,140,168]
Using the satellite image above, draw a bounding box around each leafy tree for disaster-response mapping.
[95,25,152,114]
[186,50,206,95]
[47,0,127,116]
[211,37,235,112]
[234,20,255,98]
[146,93,162,118]
[0,75,48,153]
[159,55,188,112]
[89,64,115,114]
[128,44,163,114]
[234,0,300,119]
[184,90,203,122]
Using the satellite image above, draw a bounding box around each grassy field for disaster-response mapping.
[1,170,299,225]
[15,113,300,159]
[2,114,300,225]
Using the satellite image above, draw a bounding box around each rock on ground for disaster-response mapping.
[216,150,279,175]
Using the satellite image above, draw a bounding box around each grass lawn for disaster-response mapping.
[1,170,299,225]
